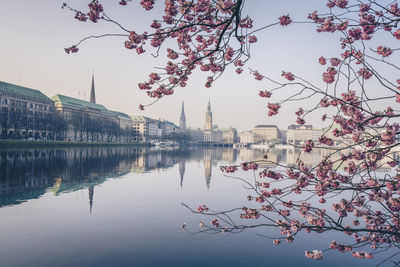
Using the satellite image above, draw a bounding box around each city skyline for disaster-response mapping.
[0,76,354,138]
[0,76,244,135]
[4,1,392,131]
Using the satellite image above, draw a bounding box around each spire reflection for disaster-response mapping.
[204,148,212,189]
[179,158,185,188]
[89,185,94,214]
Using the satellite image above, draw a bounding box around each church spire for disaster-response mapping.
[90,73,96,103]
[179,101,186,130]
[205,99,212,132]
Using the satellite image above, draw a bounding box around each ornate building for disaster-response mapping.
[179,101,186,130]
[252,125,280,142]
[52,94,119,141]
[222,127,238,144]
[189,127,204,142]
[0,80,55,140]
[131,116,161,142]
[287,124,313,145]
[202,100,238,144]
[204,100,213,142]
[52,76,121,141]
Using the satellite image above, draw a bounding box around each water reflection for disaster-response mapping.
[0,147,316,207]
[1,146,393,210]
[0,147,240,208]
[0,146,397,266]
[179,158,185,188]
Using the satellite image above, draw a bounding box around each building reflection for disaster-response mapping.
[286,148,324,168]
[4,146,389,210]
[204,148,212,189]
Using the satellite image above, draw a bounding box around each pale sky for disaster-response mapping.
[0,0,398,131]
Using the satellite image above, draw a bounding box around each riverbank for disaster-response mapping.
[0,140,150,149]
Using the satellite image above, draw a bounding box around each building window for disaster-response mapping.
[2,98,7,105]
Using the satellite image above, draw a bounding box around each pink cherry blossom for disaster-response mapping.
[279,15,292,26]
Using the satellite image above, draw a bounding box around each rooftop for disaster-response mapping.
[131,115,157,123]
[255,125,279,129]
[164,121,178,127]
[111,111,131,119]
[52,94,115,115]
[0,81,52,102]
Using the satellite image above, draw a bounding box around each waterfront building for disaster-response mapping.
[323,124,382,147]
[52,94,119,142]
[161,120,179,138]
[238,131,262,144]
[179,101,186,130]
[221,127,238,144]
[111,111,132,130]
[252,125,280,143]
[188,127,204,143]
[0,80,55,140]
[111,111,134,142]
[312,128,324,143]
[211,125,224,143]
[131,116,160,142]
[287,125,313,145]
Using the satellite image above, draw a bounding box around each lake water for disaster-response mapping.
[0,146,395,266]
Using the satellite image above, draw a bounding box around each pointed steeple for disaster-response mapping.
[205,99,213,132]
[90,73,96,103]
[179,101,186,130]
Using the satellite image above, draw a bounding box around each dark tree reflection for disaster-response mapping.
[0,146,243,208]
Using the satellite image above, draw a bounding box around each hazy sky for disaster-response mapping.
[0,1,398,131]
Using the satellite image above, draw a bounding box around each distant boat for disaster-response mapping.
[234,143,248,148]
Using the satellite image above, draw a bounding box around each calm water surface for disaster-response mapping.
[0,146,393,266]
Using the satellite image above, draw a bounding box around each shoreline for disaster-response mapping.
[0,140,150,149]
